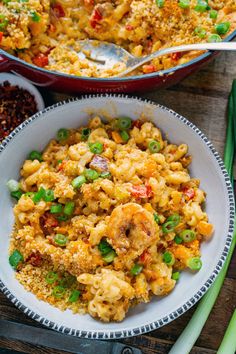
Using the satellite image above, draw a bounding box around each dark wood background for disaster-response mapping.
[0,50,236,354]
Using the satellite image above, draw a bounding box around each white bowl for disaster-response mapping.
[0,73,45,111]
[0,96,234,339]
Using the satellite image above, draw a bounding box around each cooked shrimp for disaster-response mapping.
[107,203,159,264]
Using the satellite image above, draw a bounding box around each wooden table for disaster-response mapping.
[0,50,236,354]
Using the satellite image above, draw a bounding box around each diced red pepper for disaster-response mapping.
[90,8,103,28]
[41,212,59,230]
[171,52,184,61]
[182,187,195,200]
[27,251,42,267]
[143,64,156,74]
[51,3,65,18]
[125,24,134,31]
[140,250,151,265]
[132,120,143,129]
[32,53,49,68]
[130,184,153,199]
[0,32,3,43]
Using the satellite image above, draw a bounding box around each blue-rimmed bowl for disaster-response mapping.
[0,96,234,339]
[0,30,235,94]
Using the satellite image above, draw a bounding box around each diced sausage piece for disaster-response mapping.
[89,155,109,172]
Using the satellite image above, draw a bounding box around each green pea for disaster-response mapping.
[172,272,180,281]
[215,22,230,35]
[28,150,43,162]
[208,34,222,43]
[9,250,24,269]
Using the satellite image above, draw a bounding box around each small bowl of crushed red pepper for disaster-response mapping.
[0,73,45,142]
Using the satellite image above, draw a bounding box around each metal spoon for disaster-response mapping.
[76,40,236,77]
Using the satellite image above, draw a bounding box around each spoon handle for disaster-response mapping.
[119,42,236,77]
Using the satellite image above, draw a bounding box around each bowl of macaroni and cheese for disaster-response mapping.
[0,1,236,93]
[0,96,234,338]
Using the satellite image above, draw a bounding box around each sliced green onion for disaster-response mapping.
[208,34,222,42]
[9,250,24,269]
[215,22,230,35]
[81,128,91,141]
[117,117,132,130]
[120,130,130,142]
[28,150,43,162]
[180,229,196,242]
[89,142,103,154]
[194,26,206,39]
[57,128,69,142]
[209,9,218,19]
[0,15,9,30]
[98,239,113,255]
[57,159,63,164]
[187,257,202,271]
[25,192,35,198]
[103,250,116,263]
[156,0,165,7]
[148,140,161,153]
[84,168,99,181]
[194,1,208,12]
[52,285,65,298]
[172,271,180,281]
[11,190,23,200]
[45,271,58,284]
[68,289,81,303]
[100,171,111,179]
[130,263,143,276]
[71,175,86,189]
[162,221,176,234]
[174,235,183,244]
[31,11,41,22]
[54,234,68,246]
[154,213,160,224]
[166,214,180,227]
[179,0,190,9]
[50,204,63,214]
[163,251,175,266]
[7,179,20,192]
[33,187,45,203]
[64,201,75,216]
[43,189,55,202]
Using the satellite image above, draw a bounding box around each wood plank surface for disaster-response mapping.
[0,49,236,354]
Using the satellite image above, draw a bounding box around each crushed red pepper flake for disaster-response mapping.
[0,81,38,142]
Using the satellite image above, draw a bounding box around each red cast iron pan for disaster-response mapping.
[0,30,235,94]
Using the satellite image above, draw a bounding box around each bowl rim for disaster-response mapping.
[0,95,234,339]
[1,29,236,83]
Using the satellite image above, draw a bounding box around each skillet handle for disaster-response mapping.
[0,51,12,71]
